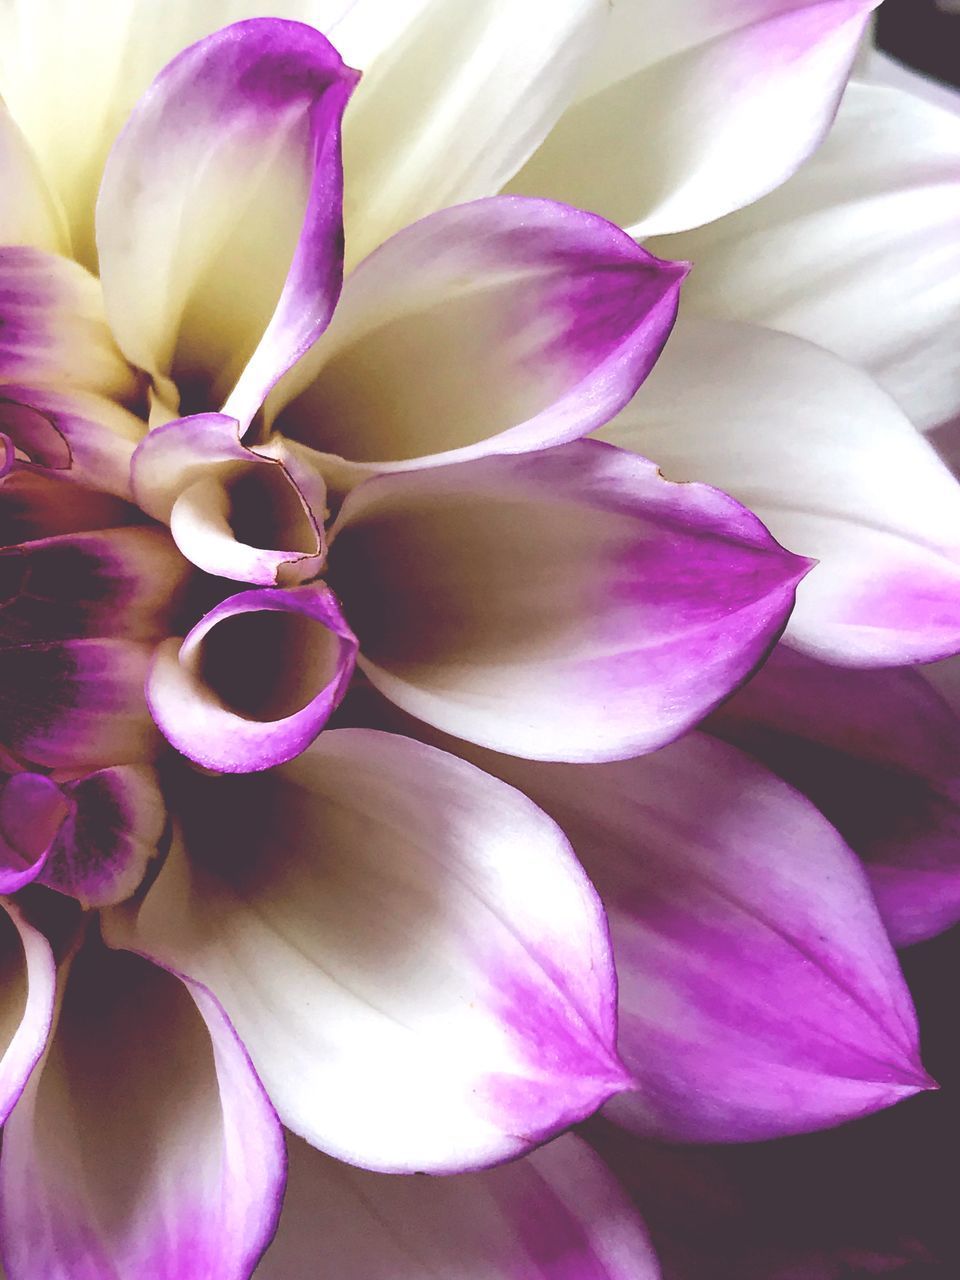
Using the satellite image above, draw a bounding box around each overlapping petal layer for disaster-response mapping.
[442,732,931,1142]
[599,317,960,665]
[256,1132,660,1280]
[120,729,627,1173]
[509,0,878,236]
[649,79,960,430]
[0,936,285,1280]
[0,103,65,254]
[328,441,809,760]
[0,0,355,266]
[334,0,605,268]
[272,197,687,478]
[0,248,137,404]
[711,647,960,948]
[96,18,357,423]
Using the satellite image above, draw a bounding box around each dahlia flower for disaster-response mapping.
[0,2,956,1278]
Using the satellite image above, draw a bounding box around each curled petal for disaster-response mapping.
[147,584,357,772]
[0,935,285,1280]
[649,79,960,431]
[132,413,326,586]
[0,383,147,499]
[119,729,627,1172]
[328,440,809,761]
[454,733,932,1142]
[600,317,960,665]
[0,639,160,770]
[258,1131,660,1280]
[0,898,56,1124]
[711,647,960,948]
[0,248,137,401]
[510,0,878,236]
[39,766,168,909]
[273,197,687,479]
[0,527,192,646]
[96,18,357,423]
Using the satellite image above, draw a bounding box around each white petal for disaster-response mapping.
[120,729,627,1173]
[509,0,877,236]
[336,0,605,269]
[648,79,960,430]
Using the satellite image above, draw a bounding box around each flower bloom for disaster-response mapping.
[0,2,956,1276]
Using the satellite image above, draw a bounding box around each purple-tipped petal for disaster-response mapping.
[449,733,932,1143]
[256,1131,660,1280]
[119,729,627,1172]
[146,583,357,772]
[273,196,686,479]
[0,248,137,401]
[0,527,192,646]
[710,646,960,948]
[328,439,808,761]
[0,639,160,770]
[0,898,56,1124]
[511,0,879,237]
[0,772,67,893]
[0,935,285,1280]
[600,316,960,666]
[132,412,327,585]
[96,18,357,423]
[38,766,168,909]
[0,382,147,499]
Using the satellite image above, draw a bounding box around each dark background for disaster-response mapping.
[877,0,960,88]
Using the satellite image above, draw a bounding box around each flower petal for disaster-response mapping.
[0,935,285,1280]
[121,729,627,1172]
[0,772,68,893]
[0,383,148,499]
[146,584,357,772]
[509,0,878,236]
[0,898,55,1124]
[648,79,960,431]
[131,413,327,586]
[0,0,354,267]
[452,733,931,1142]
[0,100,66,253]
[0,470,139,547]
[0,639,160,770]
[335,0,605,268]
[96,18,357,424]
[599,316,960,665]
[39,766,168,909]
[0,248,138,402]
[0,527,192,645]
[710,646,960,948]
[328,440,808,761]
[272,196,686,479]
[255,1131,659,1280]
